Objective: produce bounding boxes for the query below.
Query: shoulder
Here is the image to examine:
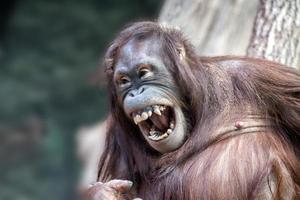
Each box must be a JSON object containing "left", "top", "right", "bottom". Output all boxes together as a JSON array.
[{"left": 200, "top": 55, "right": 300, "bottom": 74}]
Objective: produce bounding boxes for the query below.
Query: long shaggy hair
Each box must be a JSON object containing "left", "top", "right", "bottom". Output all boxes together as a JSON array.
[{"left": 98, "top": 21, "right": 300, "bottom": 199}]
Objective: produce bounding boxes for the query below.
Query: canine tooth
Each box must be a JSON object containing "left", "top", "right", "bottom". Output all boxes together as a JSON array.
[
  {"left": 167, "top": 129, "right": 172, "bottom": 134},
  {"left": 141, "top": 112, "right": 148, "bottom": 120},
  {"left": 153, "top": 106, "right": 161, "bottom": 116},
  {"left": 147, "top": 110, "right": 152, "bottom": 117},
  {"left": 133, "top": 115, "right": 138, "bottom": 124}
]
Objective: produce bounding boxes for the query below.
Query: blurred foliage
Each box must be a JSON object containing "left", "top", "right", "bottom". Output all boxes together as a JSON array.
[{"left": 0, "top": 0, "right": 161, "bottom": 199}]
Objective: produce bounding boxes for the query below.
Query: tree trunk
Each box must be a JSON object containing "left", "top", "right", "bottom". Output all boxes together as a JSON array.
[
  {"left": 159, "top": 0, "right": 259, "bottom": 56},
  {"left": 247, "top": 0, "right": 300, "bottom": 69}
]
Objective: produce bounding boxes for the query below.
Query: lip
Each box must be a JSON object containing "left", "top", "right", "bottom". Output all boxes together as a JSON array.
[{"left": 124, "top": 96, "right": 173, "bottom": 118}]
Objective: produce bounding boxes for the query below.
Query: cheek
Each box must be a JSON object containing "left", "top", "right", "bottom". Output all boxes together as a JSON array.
[
  {"left": 118, "top": 91, "right": 126, "bottom": 106},
  {"left": 114, "top": 86, "right": 129, "bottom": 106}
]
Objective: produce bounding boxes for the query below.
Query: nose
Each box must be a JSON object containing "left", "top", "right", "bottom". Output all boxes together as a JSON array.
[{"left": 128, "top": 87, "right": 145, "bottom": 97}]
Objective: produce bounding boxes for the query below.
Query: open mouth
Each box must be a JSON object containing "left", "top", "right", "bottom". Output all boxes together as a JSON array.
[{"left": 131, "top": 105, "right": 175, "bottom": 142}]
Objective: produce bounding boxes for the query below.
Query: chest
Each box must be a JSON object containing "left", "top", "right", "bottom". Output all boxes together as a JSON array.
[{"left": 136, "top": 169, "right": 192, "bottom": 200}]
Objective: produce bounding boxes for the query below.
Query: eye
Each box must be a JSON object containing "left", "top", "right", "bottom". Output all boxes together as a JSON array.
[
  {"left": 118, "top": 76, "right": 131, "bottom": 86},
  {"left": 138, "top": 65, "right": 153, "bottom": 78}
]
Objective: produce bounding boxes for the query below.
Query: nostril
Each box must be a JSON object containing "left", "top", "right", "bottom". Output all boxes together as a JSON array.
[
  {"left": 139, "top": 87, "right": 145, "bottom": 94},
  {"left": 128, "top": 89, "right": 138, "bottom": 97},
  {"left": 128, "top": 87, "right": 145, "bottom": 98},
  {"left": 129, "top": 92, "right": 134, "bottom": 97}
]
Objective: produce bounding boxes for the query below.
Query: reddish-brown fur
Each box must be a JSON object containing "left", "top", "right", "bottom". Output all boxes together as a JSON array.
[{"left": 98, "top": 22, "right": 300, "bottom": 199}]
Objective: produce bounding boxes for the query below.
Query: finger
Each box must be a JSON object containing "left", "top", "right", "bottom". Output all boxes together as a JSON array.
[{"left": 106, "top": 179, "right": 133, "bottom": 193}]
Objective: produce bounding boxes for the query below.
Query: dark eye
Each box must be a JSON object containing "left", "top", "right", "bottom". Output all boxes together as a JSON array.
[
  {"left": 118, "top": 76, "right": 131, "bottom": 86},
  {"left": 138, "top": 66, "right": 153, "bottom": 78}
]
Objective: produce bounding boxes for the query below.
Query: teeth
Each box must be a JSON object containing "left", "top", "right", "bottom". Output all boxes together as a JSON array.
[
  {"left": 141, "top": 112, "right": 148, "bottom": 120},
  {"left": 149, "top": 130, "right": 156, "bottom": 136},
  {"left": 133, "top": 114, "right": 143, "bottom": 124},
  {"left": 167, "top": 129, "right": 172, "bottom": 134},
  {"left": 148, "top": 134, "right": 157, "bottom": 141},
  {"left": 170, "top": 121, "right": 175, "bottom": 129},
  {"left": 153, "top": 105, "right": 161, "bottom": 116},
  {"left": 133, "top": 111, "right": 149, "bottom": 124},
  {"left": 148, "top": 132, "right": 169, "bottom": 141},
  {"left": 132, "top": 105, "right": 167, "bottom": 125},
  {"left": 161, "top": 132, "right": 169, "bottom": 139},
  {"left": 132, "top": 104, "right": 175, "bottom": 141}
]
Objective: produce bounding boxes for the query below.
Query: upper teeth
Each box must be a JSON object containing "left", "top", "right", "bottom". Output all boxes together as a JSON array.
[
  {"left": 141, "top": 112, "right": 148, "bottom": 120},
  {"left": 133, "top": 105, "right": 166, "bottom": 124},
  {"left": 153, "top": 105, "right": 161, "bottom": 116},
  {"left": 133, "top": 114, "right": 142, "bottom": 124},
  {"left": 132, "top": 105, "right": 176, "bottom": 142}
]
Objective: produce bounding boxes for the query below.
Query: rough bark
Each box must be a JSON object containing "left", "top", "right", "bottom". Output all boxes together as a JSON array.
[
  {"left": 247, "top": 0, "right": 300, "bottom": 69},
  {"left": 159, "top": 0, "right": 259, "bottom": 56}
]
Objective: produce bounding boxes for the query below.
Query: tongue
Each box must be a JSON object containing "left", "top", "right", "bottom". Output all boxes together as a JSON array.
[{"left": 149, "top": 112, "right": 169, "bottom": 131}]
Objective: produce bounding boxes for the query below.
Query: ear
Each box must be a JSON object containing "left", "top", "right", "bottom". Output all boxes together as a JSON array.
[{"left": 104, "top": 43, "right": 119, "bottom": 74}]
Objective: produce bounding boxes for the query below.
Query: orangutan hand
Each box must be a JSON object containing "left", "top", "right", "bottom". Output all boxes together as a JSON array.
[{"left": 83, "top": 179, "right": 141, "bottom": 200}]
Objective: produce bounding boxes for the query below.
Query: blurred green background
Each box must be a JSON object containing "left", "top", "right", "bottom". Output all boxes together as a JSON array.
[{"left": 0, "top": 0, "right": 162, "bottom": 199}]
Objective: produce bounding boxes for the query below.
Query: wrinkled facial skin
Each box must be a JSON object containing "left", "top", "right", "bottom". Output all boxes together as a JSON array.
[{"left": 113, "top": 36, "right": 187, "bottom": 153}]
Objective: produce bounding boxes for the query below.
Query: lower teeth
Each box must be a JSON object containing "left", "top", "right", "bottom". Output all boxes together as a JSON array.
[
  {"left": 146, "top": 114, "right": 175, "bottom": 141},
  {"left": 149, "top": 130, "right": 157, "bottom": 136},
  {"left": 148, "top": 132, "right": 169, "bottom": 141},
  {"left": 148, "top": 126, "right": 174, "bottom": 141}
]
